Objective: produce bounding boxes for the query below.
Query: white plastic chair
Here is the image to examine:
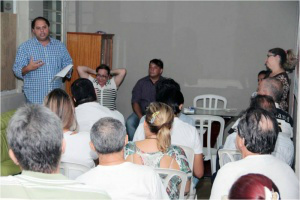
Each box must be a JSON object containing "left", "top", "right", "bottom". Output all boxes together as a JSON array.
[
  {"left": 193, "top": 94, "right": 227, "bottom": 109},
  {"left": 179, "top": 145, "right": 197, "bottom": 199},
  {"left": 155, "top": 168, "right": 188, "bottom": 200},
  {"left": 189, "top": 115, "right": 225, "bottom": 174},
  {"left": 59, "top": 162, "right": 92, "bottom": 180},
  {"left": 218, "top": 149, "right": 242, "bottom": 168}
]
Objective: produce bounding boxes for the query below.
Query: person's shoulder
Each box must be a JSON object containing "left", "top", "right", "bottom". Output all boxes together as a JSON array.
[
  {"left": 276, "top": 108, "right": 293, "bottom": 125},
  {"left": 0, "top": 175, "right": 19, "bottom": 184},
  {"left": 49, "top": 37, "right": 64, "bottom": 45},
  {"left": 125, "top": 141, "right": 136, "bottom": 151},
  {"left": 18, "top": 38, "right": 36, "bottom": 48},
  {"left": 175, "top": 117, "right": 197, "bottom": 131},
  {"left": 168, "top": 144, "right": 185, "bottom": 155},
  {"left": 275, "top": 72, "right": 289, "bottom": 80},
  {"left": 137, "top": 76, "right": 150, "bottom": 83}
]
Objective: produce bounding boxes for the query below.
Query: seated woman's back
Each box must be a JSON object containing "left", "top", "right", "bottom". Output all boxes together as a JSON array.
[
  {"left": 44, "top": 88, "right": 97, "bottom": 179},
  {"left": 125, "top": 141, "right": 189, "bottom": 171},
  {"left": 124, "top": 102, "right": 192, "bottom": 199}
]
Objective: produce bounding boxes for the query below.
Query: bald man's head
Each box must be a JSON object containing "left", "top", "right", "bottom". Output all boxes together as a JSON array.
[{"left": 257, "top": 78, "right": 283, "bottom": 103}]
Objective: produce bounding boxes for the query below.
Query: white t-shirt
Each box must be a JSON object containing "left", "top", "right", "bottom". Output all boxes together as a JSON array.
[
  {"left": 133, "top": 117, "right": 203, "bottom": 154},
  {"left": 75, "top": 102, "right": 125, "bottom": 132},
  {"left": 210, "top": 155, "right": 299, "bottom": 199},
  {"left": 76, "top": 162, "right": 169, "bottom": 200},
  {"left": 224, "top": 122, "right": 294, "bottom": 166},
  {"left": 271, "top": 133, "right": 294, "bottom": 166},
  {"left": 61, "top": 131, "right": 97, "bottom": 168}
]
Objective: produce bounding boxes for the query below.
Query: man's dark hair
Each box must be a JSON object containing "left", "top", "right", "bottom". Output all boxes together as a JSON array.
[
  {"left": 31, "top": 16, "right": 50, "bottom": 29},
  {"left": 155, "top": 78, "right": 183, "bottom": 115},
  {"left": 258, "top": 70, "right": 268, "bottom": 77},
  {"left": 156, "top": 78, "right": 181, "bottom": 95},
  {"left": 96, "top": 64, "right": 110, "bottom": 75},
  {"left": 71, "top": 78, "right": 97, "bottom": 106},
  {"left": 237, "top": 107, "right": 279, "bottom": 154},
  {"left": 149, "top": 59, "right": 164, "bottom": 69},
  {"left": 156, "top": 88, "right": 184, "bottom": 115},
  {"left": 250, "top": 95, "right": 277, "bottom": 115}
]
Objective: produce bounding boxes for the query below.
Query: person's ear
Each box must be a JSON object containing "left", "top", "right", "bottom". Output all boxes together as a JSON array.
[
  {"left": 179, "top": 104, "right": 183, "bottom": 111},
  {"left": 143, "top": 121, "right": 149, "bottom": 131},
  {"left": 235, "top": 134, "right": 244, "bottom": 150},
  {"left": 61, "top": 139, "right": 66, "bottom": 154},
  {"left": 125, "top": 135, "right": 128, "bottom": 145},
  {"left": 9, "top": 149, "right": 19, "bottom": 166},
  {"left": 90, "top": 141, "right": 96, "bottom": 151},
  {"left": 160, "top": 68, "right": 163, "bottom": 75},
  {"left": 73, "top": 97, "right": 76, "bottom": 103}
]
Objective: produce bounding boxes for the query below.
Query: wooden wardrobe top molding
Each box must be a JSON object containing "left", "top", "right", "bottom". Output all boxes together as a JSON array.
[{"left": 67, "top": 32, "right": 114, "bottom": 37}]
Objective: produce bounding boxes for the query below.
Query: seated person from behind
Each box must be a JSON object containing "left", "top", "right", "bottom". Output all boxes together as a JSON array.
[
  {"left": 227, "top": 173, "right": 280, "bottom": 200},
  {"left": 224, "top": 78, "right": 294, "bottom": 166},
  {"left": 126, "top": 59, "right": 165, "bottom": 141},
  {"left": 133, "top": 88, "right": 204, "bottom": 181},
  {"left": 252, "top": 70, "right": 268, "bottom": 97},
  {"left": 210, "top": 107, "right": 299, "bottom": 199},
  {"left": 257, "top": 77, "right": 293, "bottom": 138},
  {"left": 77, "top": 117, "right": 168, "bottom": 199},
  {"left": 125, "top": 102, "right": 192, "bottom": 199},
  {"left": 77, "top": 65, "right": 126, "bottom": 110},
  {"left": 138, "top": 78, "right": 195, "bottom": 126},
  {"left": 0, "top": 104, "right": 109, "bottom": 199},
  {"left": 71, "top": 78, "right": 125, "bottom": 132},
  {"left": 44, "top": 89, "right": 98, "bottom": 175}
]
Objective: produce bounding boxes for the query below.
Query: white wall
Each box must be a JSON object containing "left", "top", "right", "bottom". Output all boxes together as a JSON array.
[{"left": 65, "top": 1, "right": 298, "bottom": 118}]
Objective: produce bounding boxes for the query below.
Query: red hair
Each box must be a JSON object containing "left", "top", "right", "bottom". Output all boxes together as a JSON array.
[{"left": 228, "top": 173, "right": 280, "bottom": 199}]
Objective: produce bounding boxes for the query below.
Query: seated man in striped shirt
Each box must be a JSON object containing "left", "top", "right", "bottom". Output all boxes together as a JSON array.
[
  {"left": 77, "top": 65, "right": 126, "bottom": 110},
  {"left": 0, "top": 104, "right": 110, "bottom": 199}
]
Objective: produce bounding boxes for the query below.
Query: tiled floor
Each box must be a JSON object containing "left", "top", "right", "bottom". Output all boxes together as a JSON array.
[
  {"left": 196, "top": 177, "right": 212, "bottom": 199},
  {"left": 196, "top": 161, "right": 213, "bottom": 199}
]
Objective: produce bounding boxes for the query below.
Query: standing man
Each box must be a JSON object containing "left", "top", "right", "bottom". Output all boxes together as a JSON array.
[
  {"left": 13, "top": 16, "right": 73, "bottom": 104},
  {"left": 77, "top": 65, "right": 126, "bottom": 110},
  {"left": 126, "top": 59, "right": 164, "bottom": 140}
]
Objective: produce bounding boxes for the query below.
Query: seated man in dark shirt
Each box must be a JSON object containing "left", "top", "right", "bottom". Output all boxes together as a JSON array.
[{"left": 126, "top": 59, "right": 164, "bottom": 141}]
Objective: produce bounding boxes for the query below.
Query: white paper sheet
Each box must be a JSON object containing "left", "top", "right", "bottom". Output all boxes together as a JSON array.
[{"left": 51, "top": 64, "right": 73, "bottom": 82}]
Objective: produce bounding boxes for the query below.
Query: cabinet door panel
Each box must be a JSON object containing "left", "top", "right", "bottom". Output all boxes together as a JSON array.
[{"left": 65, "top": 32, "right": 113, "bottom": 96}]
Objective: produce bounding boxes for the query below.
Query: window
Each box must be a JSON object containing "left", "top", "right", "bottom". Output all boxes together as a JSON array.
[{"left": 43, "top": 1, "right": 62, "bottom": 41}]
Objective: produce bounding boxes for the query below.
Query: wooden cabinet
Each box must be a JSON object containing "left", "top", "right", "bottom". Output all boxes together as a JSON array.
[{"left": 65, "top": 32, "right": 114, "bottom": 96}]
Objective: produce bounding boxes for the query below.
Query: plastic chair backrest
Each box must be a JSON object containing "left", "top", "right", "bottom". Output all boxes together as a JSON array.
[
  {"left": 155, "top": 168, "right": 188, "bottom": 199},
  {"left": 178, "top": 145, "right": 197, "bottom": 199},
  {"left": 190, "top": 115, "right": 225, "bottom": 154},
  {"left": 193, "top": 94, "right": 227, "bottom": 109},
  {"left": 218, "top": 149, "right": 242, "bottom": 168},
  {"left": 59, "top": 162, "right": 92, "bottom": 180}
]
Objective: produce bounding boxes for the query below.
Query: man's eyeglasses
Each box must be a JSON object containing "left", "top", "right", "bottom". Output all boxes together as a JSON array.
[{"left": 96, "top": 74, "right": 108, "bottom": 79}]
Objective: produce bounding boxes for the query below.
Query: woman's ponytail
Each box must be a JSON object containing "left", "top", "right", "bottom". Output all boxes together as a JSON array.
[{"left": 283, "top": 49, "right": 297, "bottom": 72}]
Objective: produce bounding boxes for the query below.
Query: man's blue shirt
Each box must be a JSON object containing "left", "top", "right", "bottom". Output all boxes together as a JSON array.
[{"left": 13, "top": 37, "right": 72, "bottom": 104}]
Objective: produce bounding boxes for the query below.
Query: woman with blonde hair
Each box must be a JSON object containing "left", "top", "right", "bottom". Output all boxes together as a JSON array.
[
  {"left": 125, "top": 102, "right": 192, "bottom": 199},
  {"left": 44, "top": 88, "right": 97, "bottom": 178},
  {"left": 265, "top": 48, "right": 297, "bottom": 111}
]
